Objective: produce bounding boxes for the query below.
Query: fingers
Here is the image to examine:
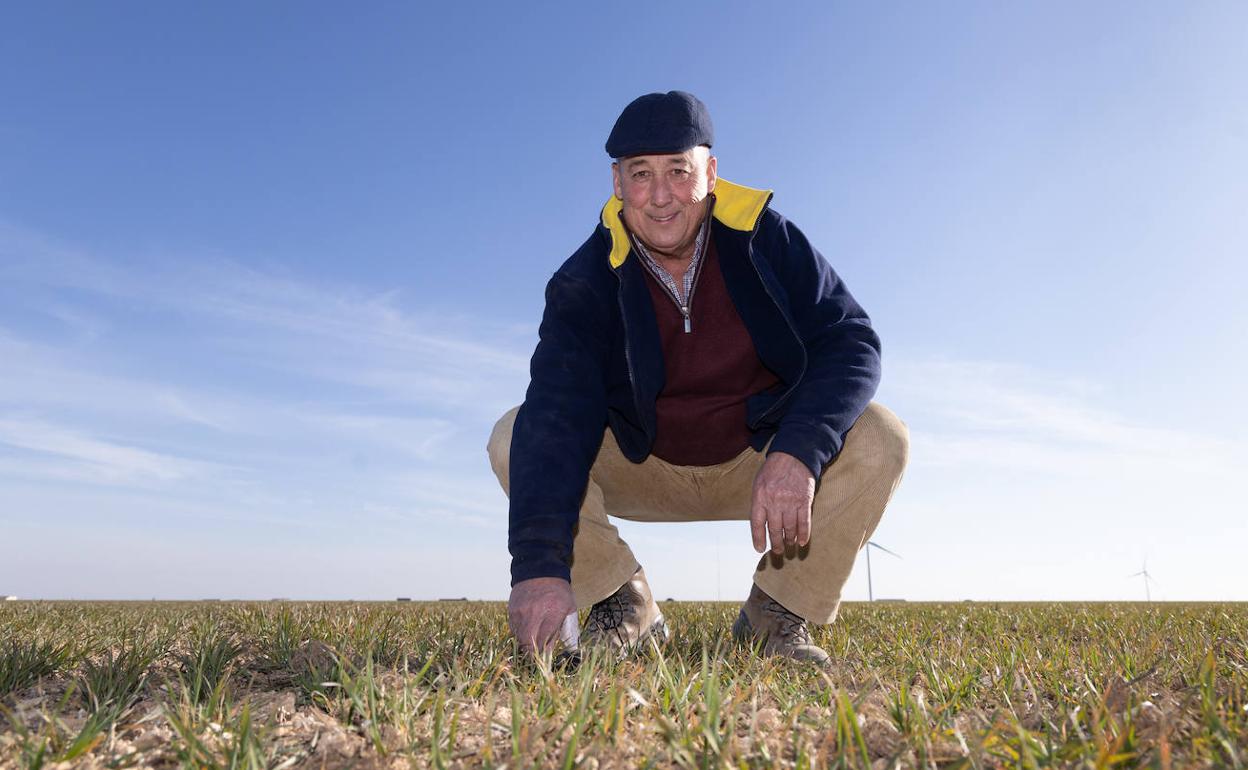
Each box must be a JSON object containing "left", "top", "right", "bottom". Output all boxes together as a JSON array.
[
  {"left": 757, "top": 497, "right": 811, "bottom": 554},
  {"left": 509, "top": 601, "right": 553, "bottom": 653},
  {"left": 767, "top": 510, "right": 784, "bottom": 555},
  {"left": 512, "top": 613, "right": 539, "bottom": 653},
  {"left": 507, "top": 610, "right": 528, "bottom": 649},
  {"left": 515, "top": 629, "right": 537, "bottom": 653},
  {"left": 750, "top": 492, "right": 767, "bottom": 554},
  {"left": 782, "top": 506, "right": 799, "bottom": 549},
  {"left": 534, "top": 610, "right": 564, "bottom": 652},
  {"left": 755, "top": 487, "right": 798, "bottom": 555},
  {"left": 515, "top": 610, "right": 561, "bottom": 654}
]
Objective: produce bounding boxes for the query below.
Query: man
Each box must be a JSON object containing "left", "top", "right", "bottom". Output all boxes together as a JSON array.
[{"left": 488, "top": 91, "right": 908, "bottom": 663}]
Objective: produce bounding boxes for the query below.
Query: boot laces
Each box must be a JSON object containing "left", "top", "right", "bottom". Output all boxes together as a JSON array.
[
  {"left": 762, "top": 597, "right": 811, "bottom": 645},
  {"left": 584, "top": 591, "right": 628, "bottom": 635}
]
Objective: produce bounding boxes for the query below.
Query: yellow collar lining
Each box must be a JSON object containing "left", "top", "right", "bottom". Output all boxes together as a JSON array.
[{"left": 600, "top": 178, "right": 773, "bottom": 269}]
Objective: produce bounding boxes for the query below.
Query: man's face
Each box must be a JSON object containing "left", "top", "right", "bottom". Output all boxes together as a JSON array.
[{"left": 612, "top": 147, "right": 717, "bottom": 259}]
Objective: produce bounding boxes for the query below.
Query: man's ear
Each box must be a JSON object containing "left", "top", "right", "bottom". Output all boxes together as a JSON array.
[
  {"left": 611, "top": 162, "right": 623, "bottom": 200},
  {"left": 705, "top": 154, "right": 718, "bottom": 194}
]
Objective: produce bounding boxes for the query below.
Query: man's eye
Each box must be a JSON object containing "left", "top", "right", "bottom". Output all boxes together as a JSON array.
[
  {"left": 672, "top": 169, "right": 689, "bottom": 177},
  {"left": 633, "top": 171, "right": 650, "bottom": 180}
]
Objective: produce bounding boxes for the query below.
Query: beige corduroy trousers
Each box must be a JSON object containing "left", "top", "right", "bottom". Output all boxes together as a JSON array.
[{"left": 487, "top": 402, "right": 909, "bottom": 624}]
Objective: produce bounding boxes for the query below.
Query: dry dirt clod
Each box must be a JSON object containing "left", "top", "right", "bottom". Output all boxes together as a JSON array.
[
  {"left": 245, "top": 690, "right": 298, "bottom": 723},
  {"left": 754, "top": 706, "right": 782, "bottom": 731},
  {"left": 861, "top": 717, "right": 902, "bottom": 758},
  {"left": 291, "top": 640, "right": 338, "bottom": 674}
]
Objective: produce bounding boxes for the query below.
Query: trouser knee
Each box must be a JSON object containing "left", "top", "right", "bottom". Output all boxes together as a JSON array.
[
  {"left": 856, "top": 402, "right": 910, "bottom": 483},
  {"left": 487, "top": 405, "right": 521, "bottom": 488},
  {"left": 838, "top": 401, "right": 908, "bottom": 491}
]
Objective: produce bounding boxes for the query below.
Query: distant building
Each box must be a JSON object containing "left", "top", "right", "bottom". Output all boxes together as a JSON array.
[
  {"left": 396, "top": 597, "right": 412, "bottom": 602},
  {"left": 2, "top": 595, "right": 17, "bottom": 601},
  {"left": 270, "top": 598, "right": 291, "bottom": 602},
  {"left": 437, "top": 597, "right": 468, "bottom": 602}
]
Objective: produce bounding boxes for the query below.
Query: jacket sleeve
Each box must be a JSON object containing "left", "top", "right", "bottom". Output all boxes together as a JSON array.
[
  {"left": 760, "top": 214, "right": 882, "bottom": 480},
  {"left": 508, "top": 270, "right": 611, "bottom": 585}
]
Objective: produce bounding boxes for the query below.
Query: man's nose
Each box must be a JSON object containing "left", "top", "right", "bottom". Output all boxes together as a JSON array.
[{"left": 651, "top": 177, "right": 673, "bottom": 206}]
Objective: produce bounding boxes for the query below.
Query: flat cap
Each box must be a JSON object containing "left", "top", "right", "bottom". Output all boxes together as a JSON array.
[{"left": 605, "top": 91, "right": 714, "bottom": 159}]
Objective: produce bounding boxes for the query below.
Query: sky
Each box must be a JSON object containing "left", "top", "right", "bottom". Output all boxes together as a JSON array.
[{"left": 1, "top": 2, "right": 1245, "bottom": 602}]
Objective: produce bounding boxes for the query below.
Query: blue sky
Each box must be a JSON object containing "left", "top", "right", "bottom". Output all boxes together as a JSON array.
[{"left": 1, "top": 2, "right": 1244, "bottom": 601}]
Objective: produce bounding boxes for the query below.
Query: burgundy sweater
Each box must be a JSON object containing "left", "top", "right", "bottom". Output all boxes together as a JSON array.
[{"left": 641, "top": 236, "right": 780, "bottom": 466}]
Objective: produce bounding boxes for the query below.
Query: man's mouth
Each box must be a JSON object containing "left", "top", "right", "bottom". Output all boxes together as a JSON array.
[{"left": 650, "top": 212, "right": 678, "bottom": 223}]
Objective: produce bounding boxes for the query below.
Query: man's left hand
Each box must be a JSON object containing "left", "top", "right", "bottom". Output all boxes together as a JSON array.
[{"left": 750, "top": 451, "right": 816, "bottom": 554}]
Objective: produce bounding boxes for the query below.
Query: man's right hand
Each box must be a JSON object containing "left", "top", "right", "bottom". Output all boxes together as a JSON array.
[{"left": 508, "top": 576, "right": 577, "bottom": 653}]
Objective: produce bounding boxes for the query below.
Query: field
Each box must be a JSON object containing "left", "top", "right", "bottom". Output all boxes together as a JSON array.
[{"left": 1, "top": 601, "right": 1245, "bottom": 769}]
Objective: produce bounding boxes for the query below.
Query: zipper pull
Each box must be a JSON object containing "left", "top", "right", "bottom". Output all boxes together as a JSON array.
[{"left": 682, "top": 308, "right": 691, "bottom": 333}]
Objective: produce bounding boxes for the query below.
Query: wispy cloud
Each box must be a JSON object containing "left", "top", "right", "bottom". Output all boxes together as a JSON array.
[
  {"left": 886, "top": 357, "right": 1244, "bottom": 479},
  {"left": 0, "top": 218, "right": 531, "bottom": 418},
  {"left": 0, "top": 222, "right": 524, "bottom": 559},
  {"left": 0, "top": 416, "right": 219, "bottom": 484}
]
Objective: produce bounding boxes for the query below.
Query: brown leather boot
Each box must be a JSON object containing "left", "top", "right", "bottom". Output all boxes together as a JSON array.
[
  {"left": 732, "top": 583, "right": 830, "bottom": 664},
  {"left": 582, "top": 567, "right": 668, "bottom": 653}
]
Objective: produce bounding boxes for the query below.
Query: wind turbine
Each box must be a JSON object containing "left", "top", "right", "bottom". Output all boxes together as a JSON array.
[
  {"left": 1128, "top": 560, "right": 1157, "bottom": 602},
  {"left": 865, "top": 541, "right": 901, "bottom": 602}
]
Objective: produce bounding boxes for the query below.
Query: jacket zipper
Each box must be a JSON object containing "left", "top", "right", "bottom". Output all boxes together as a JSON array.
[
  {"left": 642, "top": 255, "right": 702, "bottom": 334},
  {"left": 643, "top": 263, "right": 695, "bottom": 332},
  {"left": 635, "top": 215, "right": 710, "bottom": 334},
  {"left": 677, "top": 248, "right": 705, "bottom": 333},
  {"left": 662, "top": 254, "right": 703, "bottom": 334}
]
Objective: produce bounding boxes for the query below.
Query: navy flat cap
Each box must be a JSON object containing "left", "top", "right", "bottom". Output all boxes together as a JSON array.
[{"left": 605, "top": 91, "right": 714, "bottom": 159}]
